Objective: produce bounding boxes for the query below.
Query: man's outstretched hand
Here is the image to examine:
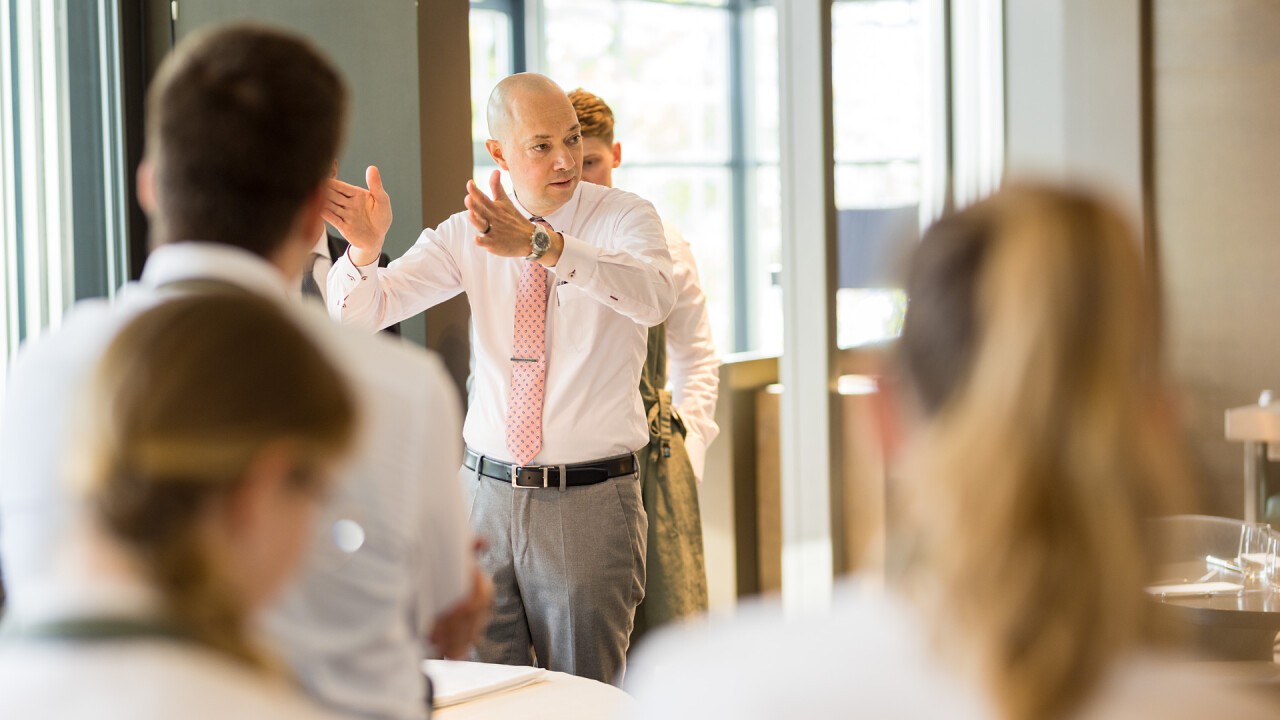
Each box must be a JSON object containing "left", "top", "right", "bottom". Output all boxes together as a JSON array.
[
  {"left": 464, "top": 170, "right": 563, "bottom": 266},
  {"left": 324, "top": 165, "right": 393, "bottom": 267}
]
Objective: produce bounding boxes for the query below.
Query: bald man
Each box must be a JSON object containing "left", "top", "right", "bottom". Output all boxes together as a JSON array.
[{"left": 323, "top": 73, "right": 676, "bottom": 684}]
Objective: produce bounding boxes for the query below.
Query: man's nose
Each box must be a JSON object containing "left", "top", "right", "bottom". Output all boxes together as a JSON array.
[{"left": 552, "top": 146, "right": 574, "bottom": 172}]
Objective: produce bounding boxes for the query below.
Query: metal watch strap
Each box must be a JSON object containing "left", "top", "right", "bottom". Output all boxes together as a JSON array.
[{"left": 526, "top": 224, "right": 549, "bottom": 261}]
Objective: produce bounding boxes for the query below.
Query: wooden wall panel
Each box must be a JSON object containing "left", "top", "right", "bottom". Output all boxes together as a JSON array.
[{"left": 1155, "top": 0, "right": 1280, "bottom": 514}]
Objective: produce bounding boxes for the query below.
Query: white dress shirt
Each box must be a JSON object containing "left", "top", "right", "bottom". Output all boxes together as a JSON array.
[
  {"left": 304, "top": 231, "right": 334, "bottom": 301},
  {"left": 626, "top": 581, "right": 1279, "bottom": 720},
  {"left": 329, "top": 181, "right": 676, "bottom": 465},
  {"left": 0, "top": 242, "right": 471, "bottom": 720},
  {"left": 0, "top": 528, "right": 339, "bottom": 720},
  {"left": 661, "top": 221, "right": 719, "bottom": 481}
]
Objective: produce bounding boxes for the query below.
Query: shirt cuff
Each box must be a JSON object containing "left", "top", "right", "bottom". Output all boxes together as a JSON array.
[
  {"left": 684, "top": 428, "right": 708, "bottom": 484},
  {"left": 329, "top": 248, "right": 374, "bottom": 315},
  {"left": 551, "top": 232, "right": 598, "bottom": 285}
]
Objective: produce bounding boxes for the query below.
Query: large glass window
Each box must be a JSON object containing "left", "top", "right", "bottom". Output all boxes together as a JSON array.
[
  {"left": 470, "top": 0, "right": 519, "bottom": 185},
  {"left": 467, "top": 0, "right": 945, "bottom": 354},
  {"left": 0, "top": 0, "right": 128, "bottom": 394},
  {"left": 831, "top": 0, "right": 924, "bottom": 348},
  {"left": 469, "top": 0, "right": 782, "bottom": 356},
  {"left": 540, "top": 0, "right": 740, "bottom": 355},
  {"left": 744, "top": 2, "right": 781, "bottom": 355}
]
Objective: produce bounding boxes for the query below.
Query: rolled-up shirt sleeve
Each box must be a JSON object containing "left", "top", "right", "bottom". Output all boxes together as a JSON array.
[
  {"left": 663, "top": 226, "right": 720, "bottom": 482},
  {"left": 328, "top": 217, "right": 467, "bottom": 333},
  {"left": 551, "top": 198, "right": 675, "bottom": 327}
]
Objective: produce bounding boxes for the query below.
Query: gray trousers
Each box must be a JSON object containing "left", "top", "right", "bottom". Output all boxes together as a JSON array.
[{"left": 460, "top": 464, "right": 647, "bottom": 686}]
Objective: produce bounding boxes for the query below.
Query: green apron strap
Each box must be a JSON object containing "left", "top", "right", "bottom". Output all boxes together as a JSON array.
[{"left": 657, "top": 388, "right": 675, "bottom": 458}]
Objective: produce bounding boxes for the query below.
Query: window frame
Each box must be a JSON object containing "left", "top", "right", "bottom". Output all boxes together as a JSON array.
[{"left": 504, "top": 0, "right": 768, "bottom": 353}]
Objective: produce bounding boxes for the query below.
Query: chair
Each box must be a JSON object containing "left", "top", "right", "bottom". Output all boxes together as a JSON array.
[{"left": 1147, "top": 514, "right": 1247, "bottom": 568}]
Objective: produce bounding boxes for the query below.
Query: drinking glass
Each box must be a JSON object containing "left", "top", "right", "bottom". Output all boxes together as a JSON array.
[
  {"left": 1266, "top": 534, "right": 1280, "bottom": 590},
  {"left": 1238, "top": 522, "right": 1272, "bottom": 588}
]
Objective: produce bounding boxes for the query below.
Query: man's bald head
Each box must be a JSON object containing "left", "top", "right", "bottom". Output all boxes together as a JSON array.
[
  {"left": 486, "top": 73, "right": 572, "bottom": 143},
  {"left": 482, "top": 73, "right": 583, "bottom": 217}
]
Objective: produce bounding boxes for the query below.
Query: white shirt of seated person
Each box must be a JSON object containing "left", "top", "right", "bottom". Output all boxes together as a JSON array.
[{"left": 0, "top": 240, "right": 473, "bottom": 720}]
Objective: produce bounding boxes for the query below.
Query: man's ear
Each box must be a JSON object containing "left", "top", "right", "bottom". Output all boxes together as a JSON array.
[
  {"left": 299, "top": 183, "right": 327, "bottom": 241},
  {"left": 611, "top": 141, "right": 622, "bottom": 169},
  {"left": 136, "top": 159, "right": 156, "bottom": 215},
  {"left": 486, "top": 139, "right": 510, "bottom": 172}
]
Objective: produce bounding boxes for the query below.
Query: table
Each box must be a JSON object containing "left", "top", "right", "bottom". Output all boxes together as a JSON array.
[
  {"left": 431, "top": 664, "right": 636, "bottom": 720},
  {"left": 1151, "top": 559, "right": 1280, "bottom": 661}
]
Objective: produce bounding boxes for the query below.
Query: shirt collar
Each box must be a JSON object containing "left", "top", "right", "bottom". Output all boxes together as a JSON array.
[
  {"left": 310, "top": 232, "right": 330, "bottom": 259},
  {"left": 9, "top": 525, "right": 163, "bottom": 624},
  {"left": 512, "top": 181, "right": 583, "bottom": 230},
  {"left": 140, "top": 242, "right": 292, "bottom": 302}
]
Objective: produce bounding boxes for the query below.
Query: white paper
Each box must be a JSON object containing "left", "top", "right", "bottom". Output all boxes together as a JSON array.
[
  {"left": 424, "top": 659, "right": 548, "bottom": 708},
  {"left": 1144, "top": 581, "right": 1244, "bottom": 597}
]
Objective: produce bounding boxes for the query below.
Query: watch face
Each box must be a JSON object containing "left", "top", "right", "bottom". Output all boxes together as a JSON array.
[{"left": 532, "top": 228, "right": 551, "bottom": 252}]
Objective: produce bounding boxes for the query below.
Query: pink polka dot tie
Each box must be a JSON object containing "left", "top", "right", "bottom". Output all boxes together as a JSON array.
[{"left": 506, "top": 218, "right": 550, "bottom": 466}]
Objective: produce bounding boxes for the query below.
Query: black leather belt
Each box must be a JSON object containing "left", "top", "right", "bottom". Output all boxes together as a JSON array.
[{"left": 464, "top": 447, "right": 637, "bottom": 489}]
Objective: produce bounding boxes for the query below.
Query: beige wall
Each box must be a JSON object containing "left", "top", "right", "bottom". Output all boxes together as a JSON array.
[
  {"left": 173, "top": 0, "right": 432, "bottom": 347},
  {"left": 1155, "top": 0, "right": 1280, "bottom": 515}
]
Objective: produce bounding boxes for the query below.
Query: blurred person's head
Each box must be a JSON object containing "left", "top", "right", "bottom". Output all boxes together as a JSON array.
[
  {"left": 485, "top": 73, "right": 582, "bottom": 216},
  {"left": 890, "top": 184, "right": 1194, "bottom": 720},
  {"left": 74, "top": 294, "right": 357, "bottom": 671},
  {"left": 138, "top": 24, "right": 346, "bottom": 275},
  {"left": 567, "top": 88, "right": 621, "bottom": 188}
]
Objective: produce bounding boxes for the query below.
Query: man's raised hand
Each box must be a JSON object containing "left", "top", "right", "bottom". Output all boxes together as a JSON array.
[
  {"left": 464, "top": 170, "right": 562, "bottom": 265},
  {"left": 323, "top": 165, "right": 392, "bottom": 267}
]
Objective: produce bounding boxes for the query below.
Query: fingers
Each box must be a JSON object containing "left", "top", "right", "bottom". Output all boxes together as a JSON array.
[
  {"left": 321, "top": 207, "right": 346, "bottom": 226},
  {"left": 465, "top": 179, "right": 497, "bottom": 210},
  {"left": 463, "top": 193, "right": 488, "bottom": 232},
  {"left": 488, "top": 169, "right": 510, "bottom": 204},
  {"left": 328, "top": 178, "right": 362, "bottom": 198},
  {"left": 465, "top": 179, "right": 501, "bottom": 220},
  {"left": 366, "top": 165, "right": 385, "bottom": 195},
  {"left": 327, "top": 185, "right": 356, "bottom": 209}
]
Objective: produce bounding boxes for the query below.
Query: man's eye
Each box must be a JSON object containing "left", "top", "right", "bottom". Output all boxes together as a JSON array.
[
  {"left": 533, "top": 144, "right": 549, "bottom": 152},
  {"left": 567, "top": 134, "right": 581, "bottom": 145}
]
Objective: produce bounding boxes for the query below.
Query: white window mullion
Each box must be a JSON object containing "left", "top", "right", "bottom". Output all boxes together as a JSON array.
[
  {"left": 919, "top": 0, "right": 949, "bottom": 226},
  {"left": 40, "top": 0, "right": 73, "bottom": 328},
  {"left": 0, "top": 0, "right": 15, "bottom": 397},
  {"left": 950, "top": 0, "right": 1004, "bottom": 208},
  {"left": 15, "top": 0, "right": 45, "bottom": 341},
  {"left": 99, "top": 0, "right": 124, "bottom": 294}
]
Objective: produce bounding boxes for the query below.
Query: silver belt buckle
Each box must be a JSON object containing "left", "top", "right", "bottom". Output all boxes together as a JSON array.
[{"left": 510, "top": 464, "right": 550, "bottom": 489}]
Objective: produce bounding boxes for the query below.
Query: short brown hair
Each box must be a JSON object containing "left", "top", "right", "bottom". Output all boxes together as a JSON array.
[
  {"left": 567, "top": 88, "right": 615, "bottom": 144},
  {"left": 145, "top": 24, "right": 346, "bottom": 257}
]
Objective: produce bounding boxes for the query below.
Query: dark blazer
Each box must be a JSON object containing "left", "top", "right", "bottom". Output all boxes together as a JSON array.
[{"left": 326, "top": 233, "right": 401, "bottom": 337}]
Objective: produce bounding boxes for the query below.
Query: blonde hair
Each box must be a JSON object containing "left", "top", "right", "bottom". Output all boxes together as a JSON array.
[
  {"left": 567, "top": 88, "right": 615, "bottom": 143},
  {"left": 894, "top": 184, "right": 1194, "bottom": 720},
  {"left": 78, "top": 294, "right": 357, "bottom": 670}
]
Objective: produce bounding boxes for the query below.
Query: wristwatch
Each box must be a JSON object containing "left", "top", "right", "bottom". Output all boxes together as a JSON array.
[{"left": 526, "top": 224, "right": 552, "bottom": 261}]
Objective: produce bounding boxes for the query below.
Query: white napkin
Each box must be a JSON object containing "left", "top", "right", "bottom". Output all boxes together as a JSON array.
[
  {"left": 1241, "top": 552, "right": 1269, "bottom": 566},
  {"left": 424, "top": 659, "right": 548, "bottom": 708},
  {"left": 1144, "top": 581, "right": 1244, "bottom": 597}
]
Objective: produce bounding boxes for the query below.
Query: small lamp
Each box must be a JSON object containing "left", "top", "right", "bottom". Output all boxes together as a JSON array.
[{"left": 1224, "top": 390, "right": 1280, "bottom": 523}]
